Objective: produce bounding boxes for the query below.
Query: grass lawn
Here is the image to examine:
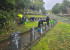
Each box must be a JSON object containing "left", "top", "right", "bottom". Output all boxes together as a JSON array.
[
  {"left": 0, "top": 21, "right": 39, "bottom": 41},
  {"left": 24, "top": 15, "right": 46, "bottom": 18},
  {"left": 0, "top": 20, "right": 47, "bottom": 42},
  {"left": 60, "top": 18, "right": 68, "bottom": 21},
  {"left": 31, "top": 22, "right": 70, "bottom": 50},
  {"left": 12, "top": 21, "right": 39, "bottom": 33}
]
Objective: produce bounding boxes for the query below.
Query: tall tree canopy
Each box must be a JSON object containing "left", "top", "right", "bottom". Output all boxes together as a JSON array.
[
  {"left": 52, "top": 3, "right": 61, "bottom": 14},
  {"left": 52, "top": 0, "right": 70, "bottom": 14}
]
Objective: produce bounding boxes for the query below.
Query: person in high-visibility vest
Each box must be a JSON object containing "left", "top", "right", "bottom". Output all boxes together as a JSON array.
[
  {"left": 18, "top": 14, "right": 25, "bottom": 24},
  {"left": 18, "top": 14, "right": 23, "bottom": 19}
]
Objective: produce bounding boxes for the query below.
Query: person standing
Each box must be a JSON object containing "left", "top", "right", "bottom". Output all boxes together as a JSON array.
[
  {"left": 46, "top": 16, "right": 51, "bottom": 26},
  {"left": 22, "top": 15, "right": 25, "bottom": 24}
]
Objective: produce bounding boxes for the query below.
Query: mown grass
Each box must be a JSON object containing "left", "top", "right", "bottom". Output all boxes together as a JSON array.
[
  {"left": 12, "top": 21, "right": 39, "bottom": 33},
  {"left": 0, "top": 21, "right": 39, "bottom": 41},
  {"left": 60, "top": 18, "right": 68, "bottom": 21},
  {"left": 24, "top": 15, "right": 46, "bottom": 18},
  {"left": 0, "top": 20, "right": 47, "bottom": 42},
  {"left": 0, "top": 14, "right": 46, "bottom": 42},
  {"left": 31, "top": 22, "right": 70, "bottom": 50}
]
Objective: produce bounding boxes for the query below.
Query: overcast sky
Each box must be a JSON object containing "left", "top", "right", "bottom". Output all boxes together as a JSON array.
[{"left": 43, "top": 0, "right": 63, "bottom": 10}]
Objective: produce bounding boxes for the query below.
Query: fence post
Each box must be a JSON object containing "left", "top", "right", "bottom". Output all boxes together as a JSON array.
[
  {"left": 36, "top": 18, "right": 38, "bottom": 20},
  {"left": 26, "top": 18, "right": 28, "bottom": 22},
  {"left": 30, "top": 27, "right": 35, "bottom": 42},
  {"left": 40, "top": 24, "right": 43, "bottom": 35},
  {"left": 34, "top": 18, "right": 35, "bottom": 21},
  {"left": 45, "top": 23, "right": 47, "bottom": 31},
  {"left": 53, "top": 20, "right": 54, "bottom": 26},
  {"left": 39, "top": 18, "right": 40, "bottom": 20},
  {"left": 49, "top": 22, "right": 51, "bottom": 29},
  {"left": 11, "top": 31, "right": 21, "bottom": 50}
]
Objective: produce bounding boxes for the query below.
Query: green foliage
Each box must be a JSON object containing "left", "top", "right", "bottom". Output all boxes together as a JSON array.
[
  {"left": 41, "top": 7, "right": 46, "bottom": 15},
  {"left": 15, "top": 0, "right": 31, "bottom": 9},
  {"left": 52, "top": 3, "right": 61, "bottom": 14},
  {"left": 6, "top": 0, "right": 15, "bottom": 5},
  {"left": 0, "top": 0, "right": 14, "bottom": 11},
  {"left": 63, "top": 0, "right": 70, "bottom": 7},
  {"left": 0, "top": 0, "right": 46, "bottom": 36},
  {"left": 30, "top": 0, "right": 45, "bottom": 12},
  {"left": 47, "top": 10, "right": 52, "bottom": 14},
  {"left": 59, "top": 4, "right": 67, "bottom": 13},
  {"left": 52, "top": 0, "right": 70, "bottom": 14}
]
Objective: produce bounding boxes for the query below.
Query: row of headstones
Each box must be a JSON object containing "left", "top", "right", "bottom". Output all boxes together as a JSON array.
[
  {"left": 23, "top": 17, "right": 45, "bottom": 24},
  {"left": 11, "top": 19, "right": 57, "bottom": 50},
  {"left": 30, "top": 19, "right": 57, "bottom": 42},
  {"left": 29, "top": 17, "right": 46, "bottom": 22}
]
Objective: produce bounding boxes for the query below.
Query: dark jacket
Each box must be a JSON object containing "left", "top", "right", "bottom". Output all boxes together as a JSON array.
[
  {"left": 46, "top": 17, "right": 50, "bottom": 22},
  {"left": 46, "top": 17, "right": 50, "bottom": 26},
  {"left": 38, "top": 20, "right": 45, "bottom": 28}
]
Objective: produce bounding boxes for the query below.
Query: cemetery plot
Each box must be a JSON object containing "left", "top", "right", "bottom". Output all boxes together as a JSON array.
[
  {"left": 31, "top": 22, "right": 70, "bottom": 50},
  {"left": 0, "top": 19, "right": 57, "bottom": 50}
]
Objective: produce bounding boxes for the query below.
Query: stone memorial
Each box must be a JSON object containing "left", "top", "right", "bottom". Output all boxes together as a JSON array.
[
  {"left": 30, "top": 27, "right": 35, "bottom": 42},
  {"left": 11, "top": 31, "right": 21, "bottom": 50},
  {"left": 40, "top": 24, "right": 43, "bottom": 35}
]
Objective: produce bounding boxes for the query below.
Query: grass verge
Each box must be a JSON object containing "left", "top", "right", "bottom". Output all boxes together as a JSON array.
[
  {"left": 31, "top": 22, "right": 70, "bottom": 50},
  {"left": 0, "top": 21, "right": 39, "bottom": 42},
  {"left": 24, "top": 15, "right": 46, "bottom": 18},
  {"left": 60, "top": 18, "right": 68, "bottom": 21}
]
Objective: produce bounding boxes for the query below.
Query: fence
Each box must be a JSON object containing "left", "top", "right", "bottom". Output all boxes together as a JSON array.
[{"left": 0, "top": 19, "right": 57, "bottom": 50}]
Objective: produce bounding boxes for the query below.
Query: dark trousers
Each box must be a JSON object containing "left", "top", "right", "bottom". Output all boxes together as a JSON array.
[{"left": 47, "top": 21, "right": 49, "bottom": 26}]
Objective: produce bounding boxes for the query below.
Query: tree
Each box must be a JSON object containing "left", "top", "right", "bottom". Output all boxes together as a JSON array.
[
  {"left": 0, "top": 0, "right": 15, "bottom": 11},
  {"left": 59, "top": 4, "right": 67, "bottom": 13},
  {"left": 15, "top": 0, "right": 31, "bottom": 9},
  {"left": 63, "top": 0, "right": 70, "bottom": 7},
  {"left": 52, "top": 3, "right": 61, "bottom": 14},
  {"left": 30, "top": 0, "right": 44, "bottom": 11},
  {"left": 41, "top": 7, "right": 46, "bottom": 15}
]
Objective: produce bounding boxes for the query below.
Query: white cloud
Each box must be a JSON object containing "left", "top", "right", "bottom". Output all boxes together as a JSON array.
[{"left": 43, "top": 0, "right": 63, "bottom": 10}]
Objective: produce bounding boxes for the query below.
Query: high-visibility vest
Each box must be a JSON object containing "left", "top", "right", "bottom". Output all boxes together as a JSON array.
[{"left": 18, "top": 14, "right": 23, "bottom": 18}]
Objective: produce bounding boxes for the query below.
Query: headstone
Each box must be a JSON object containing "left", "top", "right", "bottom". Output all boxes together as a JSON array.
[
  {"left": 36, "top": 18, "right": 38, "bottom": 20},
  {"left": 26, "top": 18, "right": 28, "bottom": 22},
  {"left": 11, "top": 31, "right": 21, "bottom": 50},
  {"left": 45, "top": 23, "right": 47, "bottom": 31},
  {"left": 40, "top": 24, "right": 43, "bottom": 35},
  {"left": 30, "top": 27, "right": 35, "bottom": 42},
  {"left": 24, "top": 12, "right": 25, "bottom": 14},
  {"left": 49, "top": 22, "right": 51, "bottom": 29},
  {"left": 34, "top": 19, "right": 35, "bottom": 21},
  {"left": 39, "top": 18, "right": 40, "bottom": 20},
  {"left": 37, "top": 18, "right": 38, "bottom": 20},
  {"left": 42, "top": 25, "right": 45, "bottom": 30},
  {"left": 27, "top": 12, "right": 28, "bottom": 14}
]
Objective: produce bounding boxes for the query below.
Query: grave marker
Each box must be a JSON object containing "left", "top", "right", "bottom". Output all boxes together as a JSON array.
[
  {"left": 30, "top": 27, "right": 35, "bottom": 42},
  {"left": 11, "top": 31, "right": 21, "bottom": 50},
  {"left": 40, "top": 24, "right": 43, "bottom": 35}
]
